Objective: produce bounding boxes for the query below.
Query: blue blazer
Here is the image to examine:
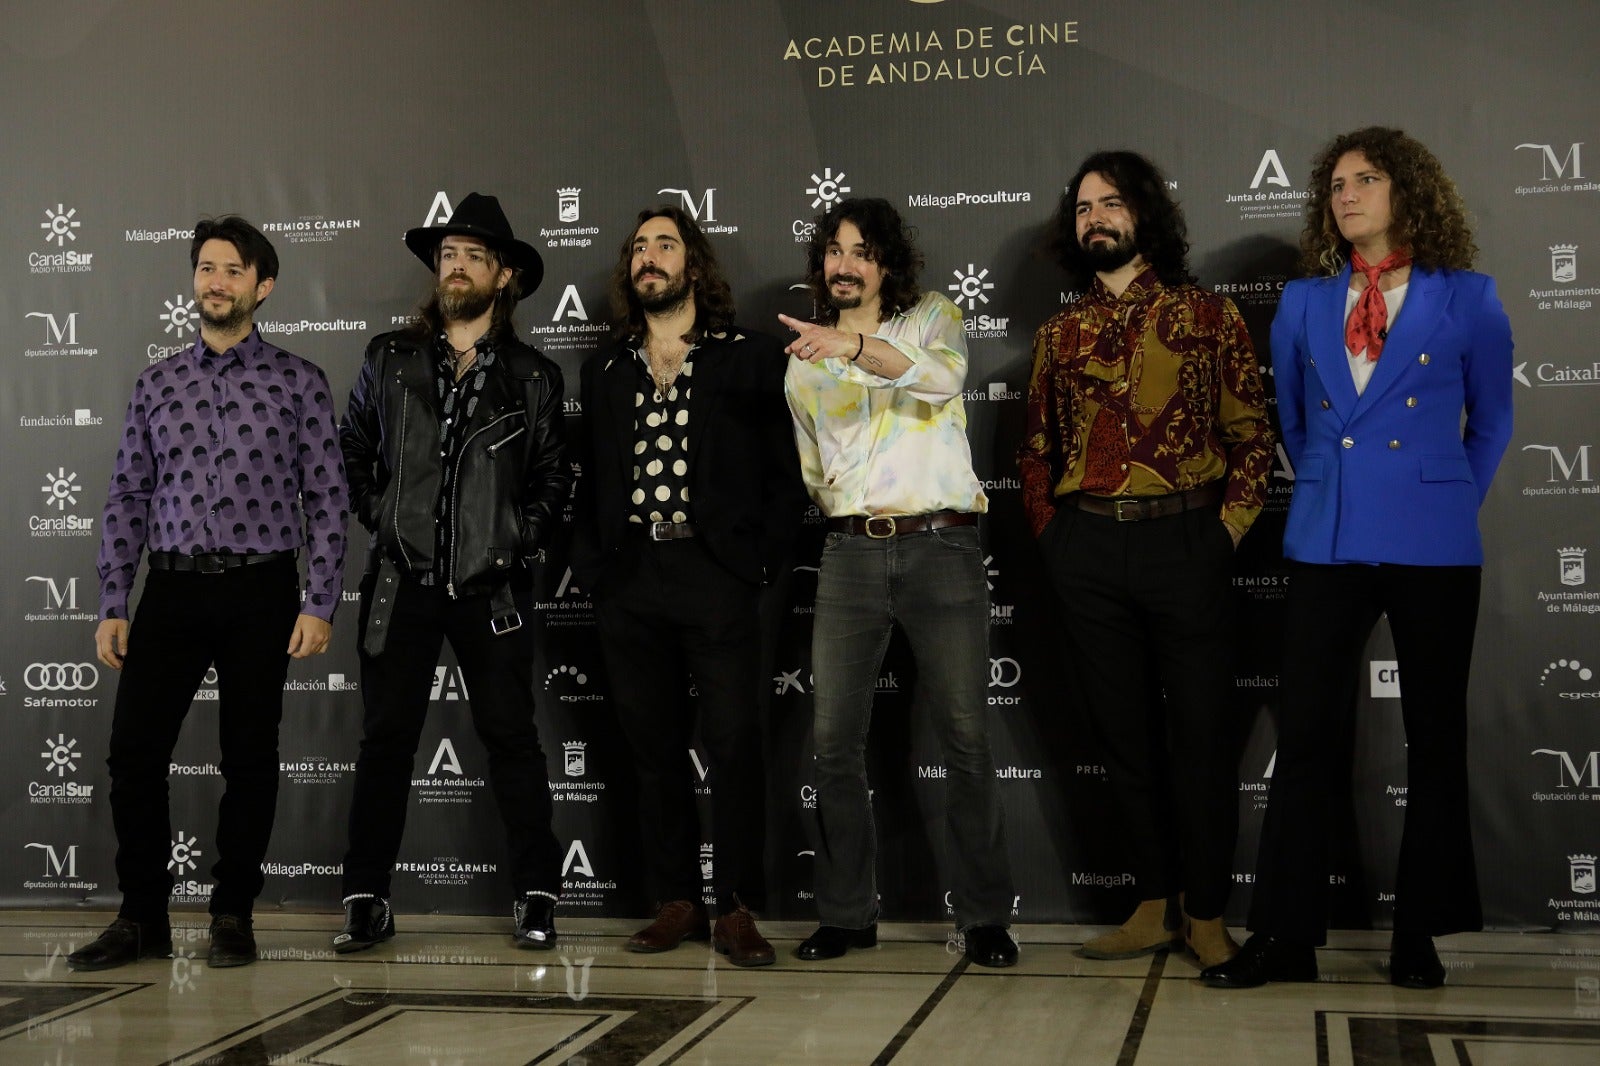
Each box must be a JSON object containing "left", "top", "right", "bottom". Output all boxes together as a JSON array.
[{"left": 1272, "top": 265, "right": 1513, "bottom": 566}]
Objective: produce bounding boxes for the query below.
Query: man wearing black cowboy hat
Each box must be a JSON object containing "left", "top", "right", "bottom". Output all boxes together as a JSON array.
[{"left": 334, "top": 192, "right": 569, "bottom": 952}]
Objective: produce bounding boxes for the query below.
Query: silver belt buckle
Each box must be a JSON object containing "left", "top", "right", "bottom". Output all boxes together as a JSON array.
[
  {"left": 649, "top": 521, "right": 672, "bottom": 541},
  {"left": 1113, "top": 498, "right": 1142, "bottom": 522}
]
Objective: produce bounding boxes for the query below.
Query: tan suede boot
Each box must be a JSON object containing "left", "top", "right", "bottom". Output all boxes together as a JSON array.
[
  {"left": 1078, "top": 898, "right": 1182, "bottom": 959},
  {"left": 1184, "top": 915, "right": 1240, "bottom": 969}
]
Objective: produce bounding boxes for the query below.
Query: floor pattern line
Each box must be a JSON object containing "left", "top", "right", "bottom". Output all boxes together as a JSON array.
[
  {"left": 871, "top": 955, "right": 971, "bottom": 1064},
  {"left": 1115, "top": 950, "right": 1168, "bottom": 1066}
]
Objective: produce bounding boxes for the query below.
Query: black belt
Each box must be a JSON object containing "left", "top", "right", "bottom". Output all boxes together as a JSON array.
[
  {"left": 825, "top": 511, "right": 979, "bottom": 538},
  {"left": 630, "top": 520, "right": 698, "bottom": 541},
  {"left": 147, "top": 549, "right": 295, "bottom": 573},
  {"left": 1070, "top": 482, "right": 1224, "bottom": 522}
]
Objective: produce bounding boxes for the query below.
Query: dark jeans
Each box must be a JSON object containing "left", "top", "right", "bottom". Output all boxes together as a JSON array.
[
  {"left": 810, "top": 523, "right": 1014, "bottom": 930},
  {"left": 594, "top": 536, "right": 766, "bottom": 910},
  {"left": 1041, "top": 503, "right": 1240, "bottom": 919},
  {"left": 342, "top": 572, "right": 561, "bottom": 897},
  {"left": 107, "top": 557, "right": 300, "bottom": 923},
  {"left": 1249, "top": 561, "right": 1484, "bottom": 945}
]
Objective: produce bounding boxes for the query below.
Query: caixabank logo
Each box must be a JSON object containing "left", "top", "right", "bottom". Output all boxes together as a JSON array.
[
  {"left": 32, "top": 467, "right": 96, "bottom": 540},
  {"left": 31, "top": 204, "right": 94, "bottom": 274},
  {"left": 31, "top": 733, "right": 94, "bottom": 805}
]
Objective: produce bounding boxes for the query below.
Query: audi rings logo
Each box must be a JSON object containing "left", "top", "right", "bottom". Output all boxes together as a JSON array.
[
  {"left": 25, "top": 662, "right": 99, "bottom": 691},
  {"left": 989, "top": 657, "right": 1021, "bottom": 688}
]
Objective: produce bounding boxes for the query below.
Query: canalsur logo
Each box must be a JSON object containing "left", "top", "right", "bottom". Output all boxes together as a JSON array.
[
  {"left": 31, "top": 205, "right": 94, "bottom": 274},
  {"left": 32, "top": 468, "right": 95, "bottom": 540},
  {"left": 23, "top": 311, "right": 98, "bottom": 358},
  {"left": 946, "top": 263, "right": 1009, "bottom": 337},
  {"left": 33, "top": 734, "right": 93, "bottom": 806},
  {"left": 159, "top": 294, "right": 197, "bottom": 336},
  {"left": 168, "top": 831, "right": 201, "bottom": 875},
  {"left": 1224, "top": 149, "right": 1307, "bottom": 222},
  {"left": 793, "top": 167, "right": 851, "bottom": 242}
]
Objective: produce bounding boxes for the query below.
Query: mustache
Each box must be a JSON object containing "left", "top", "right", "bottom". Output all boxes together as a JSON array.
[
  {"left": 1082, "top": 226, "right": 1121, "bottom": 241},
  {"left": 633, "top": 268, "right": 667, "bottom": 282},
  {"left": 829, "top": 273, "right": 865, "bottom": 286}
]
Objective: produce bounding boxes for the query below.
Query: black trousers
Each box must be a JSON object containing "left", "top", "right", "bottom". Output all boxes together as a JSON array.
[
  {"left": 1041, "top": 503, "right": 1241, "bottom": 918},
  {"left": 107, "top": 557, "right": 300, "bottom": 923},
  {"left": 594, "top": 536, "right": 766, "bottom": 910},
  {"left": 342, "top": 573, "right": 561, "bottom": 898},
  {"left": 1248, "top": 561, "right": 1484, "bottom": 945}
]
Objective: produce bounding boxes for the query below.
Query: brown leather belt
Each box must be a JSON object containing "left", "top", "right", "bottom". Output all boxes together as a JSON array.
[
  {"left": 825, "top": 511, "right": 979, "bottom": 539},
  {"left": 147, "top": 549, "right": 296, "bottom": 573},
  {"left": 1071, "top": 482, "right": 1224, "bottom": 522}
]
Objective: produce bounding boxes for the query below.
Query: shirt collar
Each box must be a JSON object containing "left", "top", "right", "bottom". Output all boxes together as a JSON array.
[
  {"left": 1089, "top": 266, "right": 1164, "bottom": 305},
  {"left": 190, "top": 326, "right": 268, "bottom": 370}
]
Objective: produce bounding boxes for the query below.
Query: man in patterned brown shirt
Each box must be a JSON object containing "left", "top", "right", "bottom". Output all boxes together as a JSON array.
[{"left": 1018, "top": 151, "right": 1272, "bottom": 970}]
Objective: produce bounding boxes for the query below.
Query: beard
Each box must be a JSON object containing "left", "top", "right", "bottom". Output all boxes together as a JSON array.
[
  {"left": 197, "top": 290, "right": 258, "bottom": 334},
  {"left": 1080, "top": 227, "right": 1139, "bottom": 271},
  {"left": 437, "top": 273, "right": 499, "bottom": 322},
  {"left": 824, "top": 272, "right": 866, "bottom": 311},
  {"left": 633, "top": 267, "right": 692, "bottom": 314}
]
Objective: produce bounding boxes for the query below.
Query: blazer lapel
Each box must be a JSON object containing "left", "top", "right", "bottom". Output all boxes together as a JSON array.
[
  {"left": 1306, "top": 269, "right": 1359, "bottom": 418},
  {"left": 602, "top": 344, "right": 638, "bottom": 473},
  {"left": 1350, "top": 268, "right": 1445, "bottom": 417},
  {"left": 685, "top": 333, "right": 732, "bottom": 476}
]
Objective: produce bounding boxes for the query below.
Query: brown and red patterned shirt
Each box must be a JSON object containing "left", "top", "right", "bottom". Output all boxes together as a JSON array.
[{"left": 1017, "top": 268, "right": 1273, "bottom": 539}]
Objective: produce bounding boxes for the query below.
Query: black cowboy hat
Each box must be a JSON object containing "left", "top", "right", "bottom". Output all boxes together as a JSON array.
[{"left": 404, "top": 192, "right": 544, "bottom": 300}]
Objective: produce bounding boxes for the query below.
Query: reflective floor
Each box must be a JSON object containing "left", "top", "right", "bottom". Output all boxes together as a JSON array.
[{"left": 3, "top": 910, "right": 1596, "bottom": 1064}]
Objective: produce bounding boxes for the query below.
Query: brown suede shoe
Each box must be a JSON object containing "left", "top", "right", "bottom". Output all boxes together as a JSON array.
[
  {"left": 1078, "top": 898, "right": 1183, "bottom": 960},
  {"left": 1184, "top": 915, "right": 1240, "bottom": 970},
  {"left": 712, "top": 903, "right": 775, "bottom": 967},
  {"left": 625, "top": 900, "right": 710, "bottom": 954}
]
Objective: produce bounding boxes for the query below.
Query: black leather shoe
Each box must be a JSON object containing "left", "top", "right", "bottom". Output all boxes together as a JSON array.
[
  {"left": 795, "top": 924, "right": 877, "bottom": 961},
  {"left": 513, "top": 893, "right": 557, "bottom": 950},
  {"left": 1199, "top": 933, "right": 1318, "bottom": 988},
  {"left": 1390, "top": 933, "right": 1446, "bottom": 989},
  {"left": 208, "top": 914, "right": 257, "bottom": 968},
  {"left": 964, "top": 924, "right": 1018, "bottom": 968},
  {"left": 66, "top": 918, "right": 172, "bottom": 971},
  {"left": 333, "top": 896, "right": 394, "bottom": 954}
]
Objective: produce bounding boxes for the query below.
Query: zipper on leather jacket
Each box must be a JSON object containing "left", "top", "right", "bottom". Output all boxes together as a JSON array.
[
  {"left": 391, "top": 378, "right": 414, "bottom": 572},
  {"left": 485, "top": 425, "right": 526, "bottom": 455},
  {"left": 448, "top": 410, "right": 525, "bottom": 598}
]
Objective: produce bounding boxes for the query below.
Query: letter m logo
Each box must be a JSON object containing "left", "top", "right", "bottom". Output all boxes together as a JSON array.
[
  {"left": 26, "top": 842, "right": 77, "bottom": 878},
  {"left": 657, "top": 187, "right": 717, "bottom": 221},
  {"left": 1533, "top": 749, "right": 1600, "bottom": 789},
  {"left": 25, "top": 312, "right": 77, "bottom": 345},
  {"left": 26, "top": 576, "right": 77, "bottom": 610},
  {"left": 1516, "top": 142, "right": 1584, "bottom": 181},
  {"left": 1523, "top": 444, "right": 1592, "bottom": 483}
]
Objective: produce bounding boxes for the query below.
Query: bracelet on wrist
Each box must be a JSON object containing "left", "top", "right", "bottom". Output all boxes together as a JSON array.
[{"left": 851, "top": 333, "right": 865, "bottom": 362}]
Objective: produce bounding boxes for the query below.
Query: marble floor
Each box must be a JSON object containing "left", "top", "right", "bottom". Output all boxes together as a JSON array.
[{"left": 2, "top": 910, "right": 1595, "bottom": 1064}]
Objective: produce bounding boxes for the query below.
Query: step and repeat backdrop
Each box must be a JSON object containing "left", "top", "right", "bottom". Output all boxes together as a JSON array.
[{"left": 2, "top": 2, "right": 1595, "bottom": 932}]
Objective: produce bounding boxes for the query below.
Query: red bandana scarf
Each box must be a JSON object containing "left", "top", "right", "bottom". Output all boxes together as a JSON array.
[{"left": 1345, "top": 249, "right": 1411, "bottom": 362}]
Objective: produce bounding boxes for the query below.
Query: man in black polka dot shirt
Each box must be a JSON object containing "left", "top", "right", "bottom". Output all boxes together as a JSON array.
[{"left": 572, "top": 205, "right": 806, "bottom": 966}]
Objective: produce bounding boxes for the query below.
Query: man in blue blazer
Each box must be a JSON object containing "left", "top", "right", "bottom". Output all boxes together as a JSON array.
[{"left": 1204, "top": 128, "right": 1513, "bottom": 992}]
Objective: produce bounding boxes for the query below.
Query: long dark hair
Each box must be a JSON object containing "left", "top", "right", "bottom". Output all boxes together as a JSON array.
[
  {"left": 1050, "top": 151, "right": 1195, "bottom": 289},
  {"left": 608, "top": 205, "right": 735, "bottom": 338},
  {"left": 1299, "top": 127, "right": 1477, "bottom": 276},
  {"left": 804, "top": 197, "right": 924, "bottom": 324}
]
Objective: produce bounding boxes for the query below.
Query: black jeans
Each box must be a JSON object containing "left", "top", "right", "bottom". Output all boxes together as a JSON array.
[
  {"left": 342, "top": 572, "right": 561, "bottom": 898},
  {"left": 1042, "top": 503, "right": 1241, "bottom": 919},
  {"left": 107, "top": 557, "right": 300, "bottom": 923},
  {"left": 594, "top": 536, "right": 766, "bottom": 910},
  {"left": 1248, "top": 561, "right": 1484, "bottom": 944}
]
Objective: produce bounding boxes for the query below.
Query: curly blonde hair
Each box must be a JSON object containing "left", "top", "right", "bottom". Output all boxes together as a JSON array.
[{"left": 1298, "top": 127, "right": 1478, "bottom": 276}]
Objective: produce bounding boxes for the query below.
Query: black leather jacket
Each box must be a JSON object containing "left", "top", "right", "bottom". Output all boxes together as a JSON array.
[{"left": 340, "top": 329, "right": 568, "bottom": 596}]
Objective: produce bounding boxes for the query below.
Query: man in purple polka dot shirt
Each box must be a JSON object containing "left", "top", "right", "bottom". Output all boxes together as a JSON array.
[{"left": 71, "top": 216, "right": 349, "bottom": 972}]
